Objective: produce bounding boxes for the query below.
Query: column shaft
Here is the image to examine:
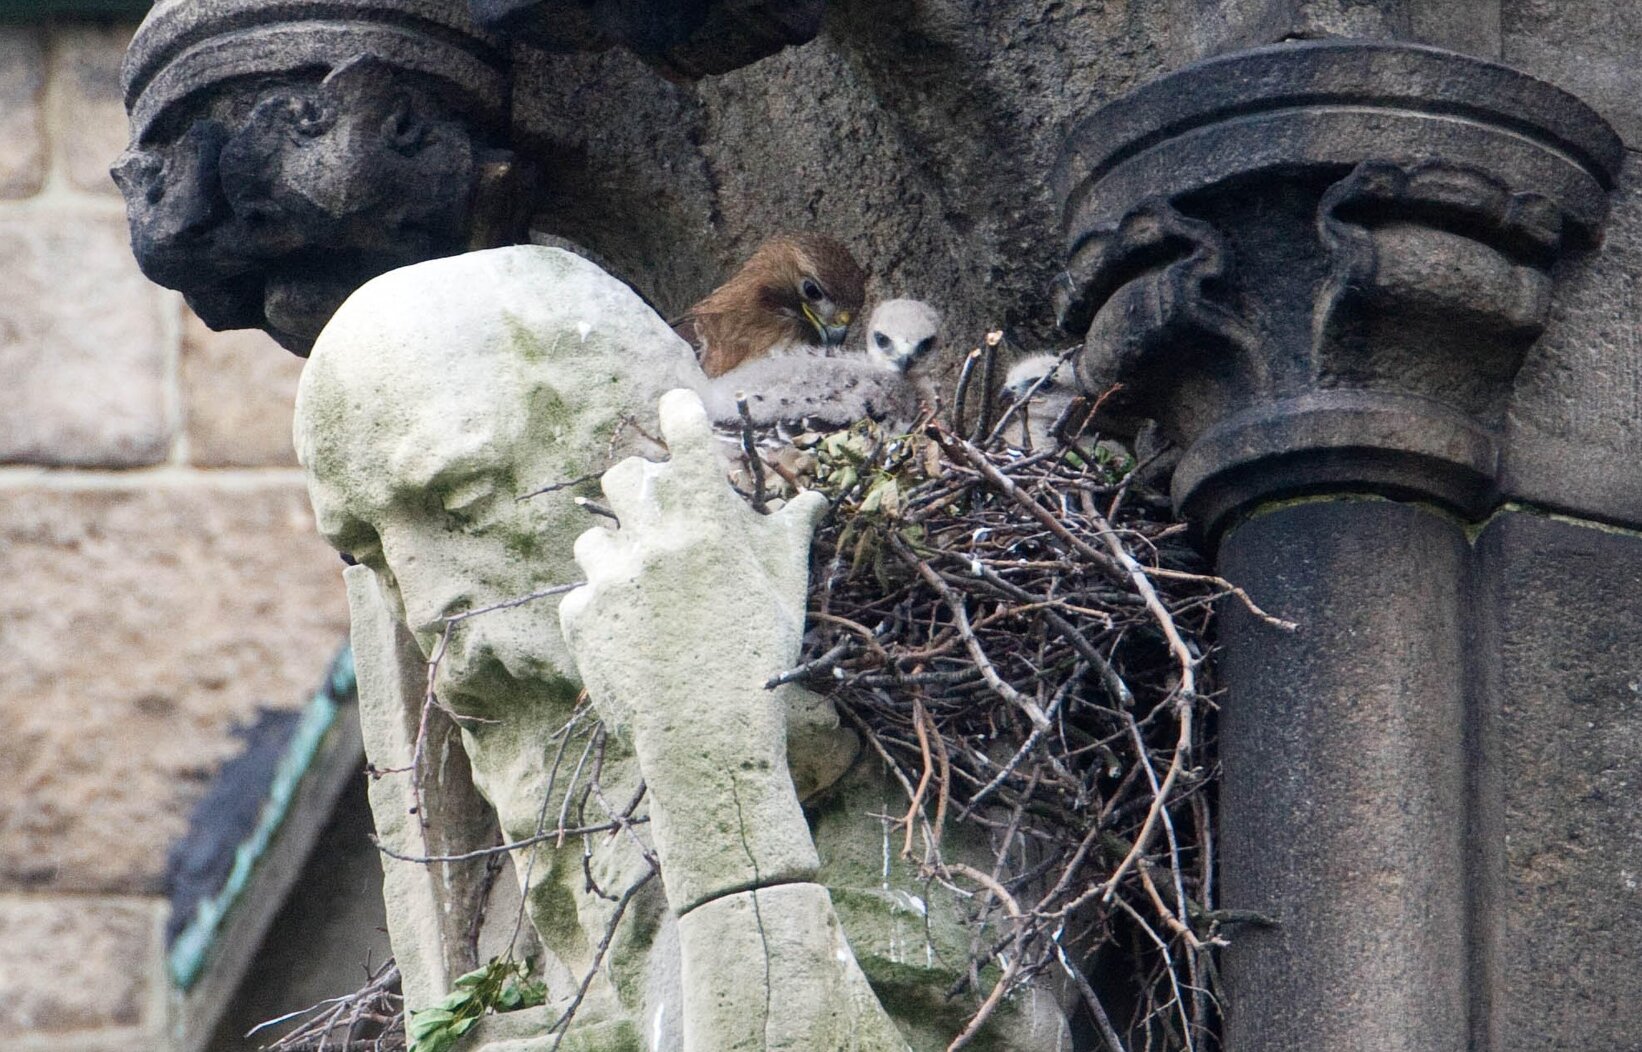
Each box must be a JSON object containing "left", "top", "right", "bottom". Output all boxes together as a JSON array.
[{"left": 1217, "top": 499, "right": 1471, "bottom": 1052}]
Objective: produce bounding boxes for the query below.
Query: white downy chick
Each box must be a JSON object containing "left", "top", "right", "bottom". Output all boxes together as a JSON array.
[
  {"left": 865, "top": 299, "right": 942, "bottom": 376},
  {"left": 864, "top": 297, "right": 943, "bottom": 419},
  {"left": 1001, "top": 353, "right": 1078, "bottom": 449}
]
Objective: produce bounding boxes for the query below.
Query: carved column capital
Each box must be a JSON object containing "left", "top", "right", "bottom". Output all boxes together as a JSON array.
[
  {"left": 116, "top": 0, "right": 523, "bottom": 355},
  {"left": 1055, "top": 41, "right": 1623, "bottom": 535}
]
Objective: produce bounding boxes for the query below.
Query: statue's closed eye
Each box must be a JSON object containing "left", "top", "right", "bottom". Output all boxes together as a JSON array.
[{"left": 440, "top": 475, "right": 500, "bottom": 520}]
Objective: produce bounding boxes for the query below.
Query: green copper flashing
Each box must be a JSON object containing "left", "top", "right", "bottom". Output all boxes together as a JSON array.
[{"left": 167, "top": 645, "right": 357, "bottom": 990}]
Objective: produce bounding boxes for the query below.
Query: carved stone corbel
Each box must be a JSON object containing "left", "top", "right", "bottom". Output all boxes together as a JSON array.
[
  {"left": 1055, "top": 39, "right": 1622, "bottom": 537},
  {"left": 114, "top": 0, "right": 525, "bottom": 355}
]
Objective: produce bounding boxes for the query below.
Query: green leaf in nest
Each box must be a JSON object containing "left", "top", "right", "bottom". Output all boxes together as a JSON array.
[{"left": 408, "top": 958, "right": 546, "bottom": 1052}]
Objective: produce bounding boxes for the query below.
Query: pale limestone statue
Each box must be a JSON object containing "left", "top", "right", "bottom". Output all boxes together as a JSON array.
[{"left": 294, "top": 245, "right": 1072, "bottom": 1050}]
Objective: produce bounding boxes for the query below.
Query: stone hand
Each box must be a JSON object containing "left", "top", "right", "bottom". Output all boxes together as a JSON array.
[{"left": 559, "top": 388, "right": 829, "bottom": 912}]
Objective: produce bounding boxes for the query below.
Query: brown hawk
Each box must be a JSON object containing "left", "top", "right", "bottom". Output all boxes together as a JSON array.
[{"left": 676, "top": 232, "right": 868, "bottom": 378}]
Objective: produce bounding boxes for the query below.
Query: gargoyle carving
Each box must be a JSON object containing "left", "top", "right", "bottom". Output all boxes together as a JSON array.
[
  {"left": 1055, "top": 198, "right": 1260, "bottom": 442},
  {"left": 116, "top": 0, "right": 524, "bottom": 355}
]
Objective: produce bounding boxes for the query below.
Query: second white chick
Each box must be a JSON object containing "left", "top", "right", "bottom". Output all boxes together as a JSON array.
[
  {"left": 866, "top": 299, "right": 942, "bottom": 375},
  {"left": 1001, "top": 353, "right": 1078, "bottom": 449}
]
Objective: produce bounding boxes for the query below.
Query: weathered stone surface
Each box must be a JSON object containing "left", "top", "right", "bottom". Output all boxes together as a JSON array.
[
  {"left": 810, "top": 760, "right": 1072, "bottom": 1050},
  {"left": 0, "top": 210, "right": 170, "bottom": 467},
  {"left": 1166, "top": 0, "right": 1502, "bottom": 60},
  {"left": 1504, "top": 0, "right": 1642, "bottom": 145},
  {"left": 0, "top": 483, "right": 350, "bottom": 893},
  {"left": 1472, "top": 510, "right": 1642, "bottom": 1050},
  {"left": 0, "top": 28, "right": 46, "bottom": 199},
  {"left": 675, "top": 883, "right": 908, "bottom": 1052},
  {"left": 0, "top": 895, "right": 162, "bottom": 1032},
  {"left": 181, "top": 309, "right": 302, "bottom": 467},
  {"left": 298, "top": 246, "right": 698, "bottom": 1035},
  {"left": 58, "top": 26, "right": 134, "bottom": 197},
  {"left": 1504, "top": 156, "right": 1642, "bottom": 527},
  {"left": 560, "top": 390, "right": 827, "bottom": 913},
  {"left": 472, "top": 0, "right": 826, "bottom": 79},
  {"left": 1217, "top": 498, "right": 1472, "bottom": 1052},
  {"left": 346, "top": 565, "right": 495, "bottom": 1008}
]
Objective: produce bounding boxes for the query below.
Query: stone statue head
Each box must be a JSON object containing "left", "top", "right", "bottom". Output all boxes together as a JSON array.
[{"left": 295, "top": 245, "right": 705, "bottom": 710}]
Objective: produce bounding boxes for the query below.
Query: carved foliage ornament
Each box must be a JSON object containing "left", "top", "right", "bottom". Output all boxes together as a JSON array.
[{"left": 1054, "top": 41, "right": 1623, "bottom": 535}]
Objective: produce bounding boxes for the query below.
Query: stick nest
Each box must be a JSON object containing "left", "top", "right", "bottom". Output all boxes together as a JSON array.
[{"left": 769, "top": 400, "right": 1252, "bottom": 1051}]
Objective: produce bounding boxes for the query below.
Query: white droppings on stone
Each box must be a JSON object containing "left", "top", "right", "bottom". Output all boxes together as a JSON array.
[{"left": 881, "top": 815, "right": 892, "bottom": 889}]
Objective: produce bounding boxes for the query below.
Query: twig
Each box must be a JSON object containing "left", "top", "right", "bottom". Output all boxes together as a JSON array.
[
  {"left": 951, "top": 348, "right": 983, "bottom": 436},
  {"left": 369, "top": 818, "right": 646, "bottom": 864},
  {"left": 736, "top": 393, "right": 770, "bottom": 514},
  {"left": 547, "top": 868, "right": 659, "bottom": 1050}
]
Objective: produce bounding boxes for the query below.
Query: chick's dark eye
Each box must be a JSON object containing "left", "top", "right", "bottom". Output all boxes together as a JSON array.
[
  {"left": 801, "top": 278, "right": 823, "bottom": 301},
  {"left": 874, "top": 331, "right": 891, "bottom": 349}
]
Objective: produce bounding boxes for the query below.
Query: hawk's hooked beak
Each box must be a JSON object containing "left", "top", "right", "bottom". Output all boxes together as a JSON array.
[{"left": 803, "top": 304, "right": 852, "bottom": 349}]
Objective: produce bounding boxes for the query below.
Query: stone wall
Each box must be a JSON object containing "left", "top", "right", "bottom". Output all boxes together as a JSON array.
[{"left": 0, "top": 22, "right": 351, "bottom": 1052}]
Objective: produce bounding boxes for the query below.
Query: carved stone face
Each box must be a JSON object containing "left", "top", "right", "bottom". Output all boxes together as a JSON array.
[
  {"left": 116, "top": 55, "right": 519, "bottom": 355},
  {"left": 294, "top": 246, "right": 706, "bottom": 710}
]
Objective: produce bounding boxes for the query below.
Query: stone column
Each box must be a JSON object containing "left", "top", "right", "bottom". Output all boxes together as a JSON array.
[{"left": 1054, "top": 40, "right": 1621, "bottom": 1051}]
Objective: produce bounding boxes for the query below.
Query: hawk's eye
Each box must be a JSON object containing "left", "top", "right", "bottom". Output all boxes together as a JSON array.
[
  {"left": 801, "top": 278, "right": 824, "bottom": 302},
  {"left": 874, "top": 331, "right": 891, "bottom": 349}
]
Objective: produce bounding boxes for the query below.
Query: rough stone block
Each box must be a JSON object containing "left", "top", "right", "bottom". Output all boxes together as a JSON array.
[
  {"left": 1473, "top": 510, "right": 1642, "bottom": 1050},
  {"left": 181, "top": 310, "right": 302, "bottom": 467},
  {"left": 1504, "top": 156, "right": 1642, "bottom": 528},
  {"left": 0, "top": 210, "right": 171, "bottom": 467},
  {"left": 0, "top": 482, "right": 350, "bottom": 893},
  {"left": 1504, "top": 0, "right": 1642, "bottom": 145},
  {"left": 0, "top": 895, "right": 162, "bottom": 1033},
  {"left": 56, "top": 25, "right": 136, "bottom": 197},
  {"left": 0, "top": 28, "right": 46, "bottom": 199},
  {"left": 675, "top": 883, "right": 907, "bottom": 1052}
]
